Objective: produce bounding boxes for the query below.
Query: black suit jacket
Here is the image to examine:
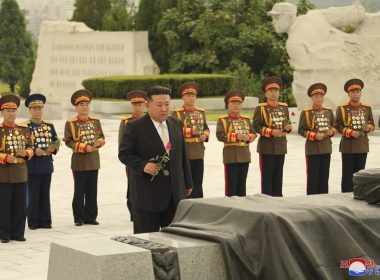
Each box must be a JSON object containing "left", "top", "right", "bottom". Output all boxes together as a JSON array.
[{"left": 118, "top": 115, "right": 193, "bottom": 212}]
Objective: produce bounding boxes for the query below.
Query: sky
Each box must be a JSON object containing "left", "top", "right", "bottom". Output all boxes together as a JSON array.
[{"left": 287, "top": 0, "right": 380, "bottom": 11}]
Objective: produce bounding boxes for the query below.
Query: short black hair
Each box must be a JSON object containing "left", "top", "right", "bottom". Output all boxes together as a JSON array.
[{"left": 147, "top": 86, "right": 171, "bottom": 100}]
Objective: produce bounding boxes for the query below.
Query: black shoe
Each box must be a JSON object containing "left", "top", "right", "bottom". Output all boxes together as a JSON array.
[
  {"left": 11, "top": 237, "right": 26, "bottom": 242},
  {"left": 40, "top": 225, "right": 52, "bottom": 229},
  {"left": 29, "top": 226, "right": 38, "bottom": 230},
  {"left": 75, "top": 222, "right": 83, "bottom": 226},
  {"left": 1, "top": 238, "right": 9, "bottom": 243},
  {"left": 84, "top": 221, "right": 99, "bottom": 225}
]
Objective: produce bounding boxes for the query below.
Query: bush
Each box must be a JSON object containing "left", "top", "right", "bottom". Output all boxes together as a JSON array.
[{"left": 82, "top": 74, "right": 233, "bottom": 99}]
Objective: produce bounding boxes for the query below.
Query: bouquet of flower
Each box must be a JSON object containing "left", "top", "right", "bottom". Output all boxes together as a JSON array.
[
  {"left": 149, "top": 142, "right": 172, "bottom": 182},
  {"left": 44, "top": 137, "right": 61, "bottom": 156},
  {"left": 358, "top": 124, "right": 368, "bottom": 137},
  {"left": 282, "top": 119, "right": 292, "bottom": 132}
]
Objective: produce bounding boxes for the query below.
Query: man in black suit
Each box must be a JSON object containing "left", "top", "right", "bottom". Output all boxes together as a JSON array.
[{"left": 119, "top": 86, "right": 193, "bottom": 233}]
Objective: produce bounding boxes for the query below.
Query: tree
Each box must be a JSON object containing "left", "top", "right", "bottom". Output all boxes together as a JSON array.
[
  {"left": 0, "top": 0, "right": 33, "bottom": 92},
  {"left": 102, "top": 0, "right": 136, "bottom": 31},
  {"left": 135, "top": 0, "right": 178, "bottom": 73},
  {"left": 157, "top": 0, "right": 297, "bottom": 104},
  {"left": 297, "top": 0, "right": 315, "bottom": 16},
  {"left": 18, "top": 38, "right": 37, "bottom": 98},
  {"left": 71, "top": 0, "right": 111, "bottom": 30},
  {"left": 159, "top": 0, "right": 288, "bottom": 74}
]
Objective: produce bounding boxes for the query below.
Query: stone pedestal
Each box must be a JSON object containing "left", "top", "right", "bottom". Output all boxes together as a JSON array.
[
  {"left": 47, "top": 239, "right": 154, "bottom": 280},
  {"left": 133, "top": 232, "right": 227, "bottom": 280},
  {"left": 47, "top": 233, "right": 227, "bottom": 280}
]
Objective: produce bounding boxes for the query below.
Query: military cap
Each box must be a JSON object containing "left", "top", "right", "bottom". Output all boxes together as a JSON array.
[
  {"left": 307, "top": 83, "right": 327, "bottom": 97},
  {"left": 224, "top": 90, "right": 245, "bottom": 105},
  {"left": 178, "top": 82, "right": 199, "bottom": 97},
  {"left": 262, "top": 76, "right": 283, "bottom": 92},
  {"left": 344, "top": 78, "right": 364, "bottom": 93},
  {"left": 25, "top": 93, "right": 46, "bottom": 108},
  {"left": 127, "top": 90, "right": 147, "bottom": 103},
  {"left": 71, "top": 89, "right": 93, "bottom": 106},
  {"left": 0, "top": 94, "right": 20, "bottom": 111}
]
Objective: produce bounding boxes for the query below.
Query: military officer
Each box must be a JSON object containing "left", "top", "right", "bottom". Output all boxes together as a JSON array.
[
  {"left": 252, "top": 77, "right": 292, "bottom": 197},
  {"left": 25, "top": 93, "right": 60, "bottom": 230},
  {"left": 171, "top": 82, "right": 209, "bottom": 198},
  {"left": 216, "top": 90, "right": 256, "bottom": 197},
  {"left": 118, "top": 90, "right": 147, "bottom": 145},
  {"left": 64, "top": 89, "right": 105, "bottom": 226},
  {"left": 298, "top": 83, "right": 337, "bottom": 195},
  {"left": 0, "top": 94, "right": 33, "bottom": 243},
  {"left": 118, "top": 90, "right": 147, "bottom": 221},
  {"left": 336, "top": 78, "right": 374, "bottom": 193}
]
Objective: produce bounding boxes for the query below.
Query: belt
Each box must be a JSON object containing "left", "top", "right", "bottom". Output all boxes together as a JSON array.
[
  {"left": 73, "top": 147, "right": 99, "bottom": 154},
  {"left": 185, "top": 137, "right": 202, "bottom": 143},
  {"left": 224, "top": 142, "right": 249, "bottom": 147},
  {"left": 10, "top": 158, "right": 25, "bottom": 164}
]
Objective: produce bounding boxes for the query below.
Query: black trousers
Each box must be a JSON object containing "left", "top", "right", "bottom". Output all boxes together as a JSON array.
[
  {"left": 259, "top": 154, "right": 285, "bottom": 197},
  {"left": 27, "top": 173, "right": 52, "bottom": 227},
  {"left": 125, "top": 167, "right": 133, "bottom": 221},
  {"left": 0, "top": 183, "right": 27, "bottom": 239},
  {"left": 224, "top": 163, "right": 249, "bottom": 197},
  {"left": 189, "top": 159, "right": 204, "bottom": 198},
  {"left": 72, "top": 170, "right": 98, "bottom": 223},
  {"left": 306, "top": 154, "right": 331, "bottom": 195},
  {"left": 341, "top": 153, "right": 367, "bottom": 193},
  {"left": 133, "top": 197, "right": 176, "bottom": 234}
]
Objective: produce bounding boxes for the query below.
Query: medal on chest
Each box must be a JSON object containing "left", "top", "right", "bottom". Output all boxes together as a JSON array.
[
  {"left": 4, "top": 128, "right": 26, "bottom": 156},
  {"left": 78, "top": 121, "right": 98, "bottom": 144},
  {"left": 268, "top": 107, "right": 286, "bottom": 129},
  {"left": 33, "top": 124, "right": 53, "bottom": 149},
  {"left": 315, "top": 110, "right": 330, "bottom": 132},
  {"left": 348, "top": 108, "right": 366, "bottom": 131}
]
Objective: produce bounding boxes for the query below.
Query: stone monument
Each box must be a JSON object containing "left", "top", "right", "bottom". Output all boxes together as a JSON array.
[
  {"left": 268, "top": 2, "right": 380, "bottom": 110},
  {"left": 30, "top": 21, "right": 159, "bottom": 119}
]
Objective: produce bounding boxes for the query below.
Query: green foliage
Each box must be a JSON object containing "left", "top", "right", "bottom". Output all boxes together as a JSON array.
[
  {"left": 82, "top": 74, "right": 233, "bottom": 99},
  {"left": 229, "top": 63, "right": 296, "bottom": 106},
  {"left": 102, "top": 0, "right": 136, "bottom": 31},
  {"left": 229, "top": 63, "right": 262, "bottom": 97},
  {"left": 297, "top": 0, "right": 315, "bottom": 16},
  {"left": 71, "top": 0, "right": 111, "bottom": 30},
  {"left": 152, "top": 0, "right": 303, "bottom": 105},
  {"left": 135, "top": 0, "right": 178, "bottom": 73},
  {"left": 158, "top": 0, "right": 290, "bottom": 78},
  {"left": 0, "top": 0, "right": 33, "bottom": 92}
]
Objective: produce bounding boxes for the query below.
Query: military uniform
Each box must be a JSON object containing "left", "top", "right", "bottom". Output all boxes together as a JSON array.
[
  {"left": 64, "top": 90, "right": 105, "bottom": 225},
  {"left": 252, "top": 77, "right": 291, "bottom": 197},
  {"left": 171, "top": 82, "right": 209, "bottom": 198},
  {"left": 0, "top": 95, "right": 33, "bottom": 242},
  {"left": 336, "top": 79, "right": 374, "bottom": 193},
  {"left": 24, "top": 94, "right": 60, "bottom": 229},
  {"left": 298, "top": 83, "right": 337, "bottom": 195},
  {"left": 216, "top": 90, "right": 256, "bottom": 197},
  {"left": 118, "top": 90, "right": 147, "bottom": 221}
]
